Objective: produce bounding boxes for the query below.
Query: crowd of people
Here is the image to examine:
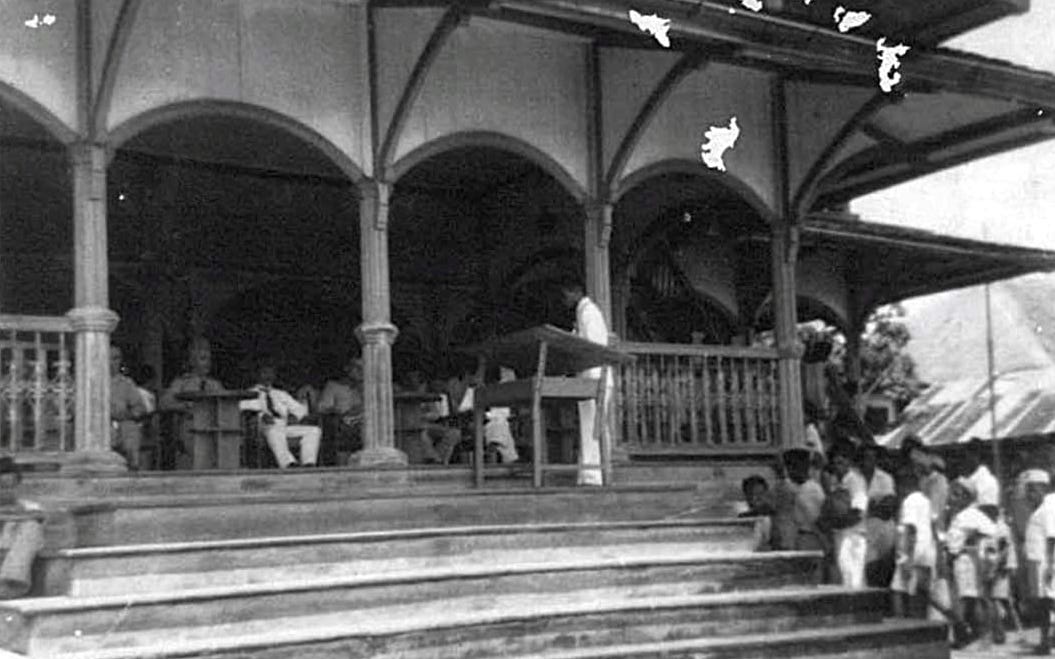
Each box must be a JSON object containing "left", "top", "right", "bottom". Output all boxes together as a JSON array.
[{"left": 742, "top": 435, "right": 1055, "bottom": 653}]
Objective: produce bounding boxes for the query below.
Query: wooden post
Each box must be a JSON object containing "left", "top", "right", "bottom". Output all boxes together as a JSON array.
[
  {"left": 65, "top": 142, "right": 125, "bottom": 473},
  {"left": 355, "top": 179, "right": 406, "bottom": 466},
  {"left": 771, "top": 221, "right": 805, "bottom": 450},
  {"left": 584, "top": 201, "right": 613, "bottom": 325}
]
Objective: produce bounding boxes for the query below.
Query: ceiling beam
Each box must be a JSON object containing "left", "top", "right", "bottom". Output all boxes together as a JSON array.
[
  {"left": 815, "top": 107, "right": 1054, "bottom": 205},
  {"left": 493, "top": 0, "right": 1055, "bottom": 107}
]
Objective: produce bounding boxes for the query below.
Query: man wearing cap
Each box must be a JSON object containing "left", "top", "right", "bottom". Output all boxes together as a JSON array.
[{"left": 1023, "top": 469, "right": 1055, "bottom": 654}]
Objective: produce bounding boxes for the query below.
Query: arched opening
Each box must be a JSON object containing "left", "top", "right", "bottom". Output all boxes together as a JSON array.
[
  {"left": 0, "top": 101, "right": 73, "bottom": 315},
  {"left": 389, "top": 144, "right": 584, "bottom": 381},
  {"left": 612, "top": 170, "right": 769, "bottom": 344},
  {"left": 106, "top": 111, "right": 360, "bottom": 389}
]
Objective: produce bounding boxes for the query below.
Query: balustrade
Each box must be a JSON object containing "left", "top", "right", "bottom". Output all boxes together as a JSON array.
[
  {"left": 615, "top": 342, "right": 780, "bottom": 454},
  {"left": 0, "top": 315, "right": 76, "bottom": 455}
]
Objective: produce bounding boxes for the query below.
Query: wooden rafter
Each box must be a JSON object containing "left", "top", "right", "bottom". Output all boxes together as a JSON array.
[
  {"left": 604, "top": 49, "right": 710, "bottom": 190},
  {"left": 816, "top": 107, "right": 1054, "bottom": 204},
  {"left": 376, "top": 4, "right": 465, "bottom": 172},
  {"left": 90, "top": 0, "right": 145, "bottom": 140},
  {"left": 791, "top": 91, "right": 887, "bottom": 217}
]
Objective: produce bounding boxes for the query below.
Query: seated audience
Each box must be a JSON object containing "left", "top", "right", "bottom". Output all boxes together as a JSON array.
[
  {"left": 159, "top": 338, "right": 226, "bottom": 470},
  {"left": 241, "top": 362, "right": 321, "bottom": 469},
  {"left": 0, "top": 457, "right": 43, "bottom": 599},
  {"left": 318, "top": 358, "right": 365, "bottom": 458},
  {"left": 482, "top": 366, "right": 519, "bottom": 464},
  {"left": 111, "top": 344, "right": 149, "bottom": 470}
]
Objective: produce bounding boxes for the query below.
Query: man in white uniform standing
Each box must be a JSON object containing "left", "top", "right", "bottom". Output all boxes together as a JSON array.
[{"left": 560, "top": 279, "right": 609, "bottom": 486}]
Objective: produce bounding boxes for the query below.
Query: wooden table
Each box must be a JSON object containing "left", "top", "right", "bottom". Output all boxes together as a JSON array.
[
  {"left": 459, "top": 325, "right": 634, "bottom": 487},
  {"left": 175, "top": 390, "right": 257, "bottom": 470}
]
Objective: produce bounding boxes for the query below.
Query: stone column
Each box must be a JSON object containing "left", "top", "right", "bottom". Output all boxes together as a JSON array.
[
  {"left": 354, "top": 179, "right": 405, "bottom": 466},
  {"left": 584, "top": 200, "right": 613, "bottom": 326},
  {"left": 65, "top": 142, "right": 125, "bottom": 473},
  {"left": 771, "top": 220, "right": 805, "bottom": 450}
]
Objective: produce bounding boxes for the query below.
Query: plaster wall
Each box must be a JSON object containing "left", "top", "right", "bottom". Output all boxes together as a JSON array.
[
  {"left": 106, "top": 0, "right": 371, "bottom": 172},
  {"left": 0, "top": 0, "right": 78, "bottom": 135},
  {"left": 796, "top": 247, "right": 849, "bottom": 327},
  {"left": 784, "top": 82, "right": 876, "bottom": 197},
  {"left": 620, "top": 63, "right": 777, "bottom": 214},
  {"left": 391, "top": 17, "right": 590, "bottom": 196},
  {"left": 598, "top": 48, "right": 680, "bottom": 181}
]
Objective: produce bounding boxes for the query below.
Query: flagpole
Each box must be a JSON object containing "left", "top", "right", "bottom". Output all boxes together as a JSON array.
[{"left": 984, "top": 282, "right": 1001, "bottom": 500}]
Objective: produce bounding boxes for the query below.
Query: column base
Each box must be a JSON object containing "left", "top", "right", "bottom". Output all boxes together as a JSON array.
[
  {"left": 59, "top": 450, "right": 128, "bottom": 475},
  {"left": 349, "top": 446, "right": 408, "bottom": 468}
]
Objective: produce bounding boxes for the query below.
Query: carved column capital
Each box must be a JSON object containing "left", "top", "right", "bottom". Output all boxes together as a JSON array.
[
  {"left": 66, "top": 306, "right": 119, "bottom": 333},
  {"left": 355, "top": 321, "right": 399, "bottom": 345}
]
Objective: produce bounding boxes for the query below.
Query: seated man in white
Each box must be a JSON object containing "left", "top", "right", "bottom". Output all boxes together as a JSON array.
[{"left": 240, "top": 362, "right": 321, "bottom": 469}]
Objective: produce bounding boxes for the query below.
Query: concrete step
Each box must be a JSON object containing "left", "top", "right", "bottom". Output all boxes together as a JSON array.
[
  {"left": 73, "top": 485, "right": 719, "bottom": 546},
  {"left": 512, "top": 619, "right": 949, "bottom": 659},
  {"left": 0, "top": 551, "right": 821, "bottom": 655},
  {"left": 18, "top": 584, "right": 870, "bottom": 657},
  {"left": 43, "top": 519, "right": 756, "bottom": 596}
]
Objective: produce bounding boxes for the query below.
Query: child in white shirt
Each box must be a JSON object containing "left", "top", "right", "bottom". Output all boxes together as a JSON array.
[{"left": 891, "top": 465, "right": 935, "bottom": 618}]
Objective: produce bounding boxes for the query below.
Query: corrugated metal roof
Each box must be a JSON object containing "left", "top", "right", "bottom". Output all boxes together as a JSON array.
[{"left": 880, "top": 368, "right": 1055, "bottom": 447}]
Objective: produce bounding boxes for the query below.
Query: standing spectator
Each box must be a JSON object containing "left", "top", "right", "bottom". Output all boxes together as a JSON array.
[
  {"left": 559, "top": 279, "right": 610, "bottom": 487},
  {"left": 989, "top": 510, "right": 1017, "bottom": 645},
  {"left": 963, "top": 438, "right": 1000, "bottom": 514},
  {"left": 825, "top": 441, "right": 870, "bottom": 589},
  {"left": 1023, "top": 468, "right": 1054, "bottom": 654},
  {"left": 110, "top": 344, "right": 149, "bottom": 470},
  {"left": 770, "top": 449, "right": 827, "bottom": 553},
  {"left": 891, "top": 464, "right": 935, "bottom": 619},
  {"left": 947, "top": 478, "right": 998, "bottom": 650}
]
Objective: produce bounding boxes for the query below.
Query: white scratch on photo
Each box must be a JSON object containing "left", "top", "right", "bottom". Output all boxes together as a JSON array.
[
  {"left": 740, "top": 0, "right": 763, "bottom": 12},
  {"left": 700, "top": 117, "right": 741, "bottom": 172},
  {"left": 834, "top": 6, "right": 871, "bottom": 33},
  {"left": 876, "top": 38, "right": 911, "bottom": 93},
  {"left": 628, "top": 9, "right": 671, "bottom": 48}
]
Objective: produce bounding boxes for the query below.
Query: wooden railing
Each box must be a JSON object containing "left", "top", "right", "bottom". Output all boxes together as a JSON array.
[
  {"left": 0, "top": 315, "right": 76, "bottom": 454},
  {"left": 615, "top": 342, "right": 781, "bottom": 454}
]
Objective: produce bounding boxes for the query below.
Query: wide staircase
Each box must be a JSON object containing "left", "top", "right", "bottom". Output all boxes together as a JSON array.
[{"left": 0, "top": 467, "right": 949, "bottom": 658}]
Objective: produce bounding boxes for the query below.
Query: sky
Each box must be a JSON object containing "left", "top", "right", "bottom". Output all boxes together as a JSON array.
[{"left": 851, "top": 1, "right": 1055, "bottom": 249}]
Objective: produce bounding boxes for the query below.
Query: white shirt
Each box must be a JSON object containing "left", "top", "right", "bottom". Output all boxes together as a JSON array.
[
  {"left": 838, "top": 468, "right": 870, "bottom": 537},
  {"left": 1025, "top": 493, "right": 1055, "bottom": 562},
  {"left": 947, "top": 506, "right": 997, "bottom": 555},
  {"left": 239, "top": 385, "right": 308, "bottom": 422},
  {"left": 575, "top": 296, "right": 609, "bottom": 346},
  {"left": 966, "top": 465, "right": 1000, "bottom": 507},
  {"left": 866, "top": 468, "right": 896, "bottom": 502},
  {"left": 898, "top": 491, "right": 936, "bottom": 567}
]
